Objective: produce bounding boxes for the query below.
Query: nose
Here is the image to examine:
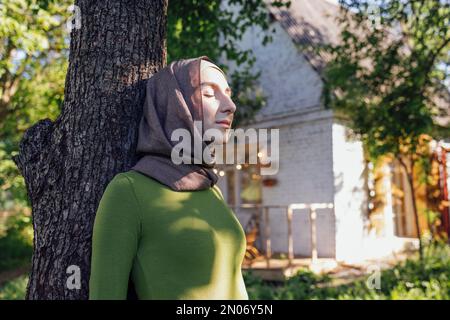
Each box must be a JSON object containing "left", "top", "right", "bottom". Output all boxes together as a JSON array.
[{"left": 219, "top": 94, "right": 236, "bottom": 115}]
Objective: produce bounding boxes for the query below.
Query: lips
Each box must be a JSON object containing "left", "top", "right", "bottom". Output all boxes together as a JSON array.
[{"left": 215, "top": 119, "right": 232, "bottom": 127}]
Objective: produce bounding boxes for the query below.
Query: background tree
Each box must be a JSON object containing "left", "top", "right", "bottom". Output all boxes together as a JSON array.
[
  {"left": 322, "top": 0, "right": 450, "bottom": 260},
  {"left": 0, "top": 0, "right": 70, "bottom": 278},
  {"left": 3, "top": 0, "right": 290, "bottom": 299}
]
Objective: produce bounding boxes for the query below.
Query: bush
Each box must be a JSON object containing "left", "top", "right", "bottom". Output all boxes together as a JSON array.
[
  {"left": 0, "top": 275, "right": 28, "bottom": 300},
  {"left": 0, "top": 213, "right": 33, "bottom": 272},
  {"left": 244, "top": 242, "right": 450, "bottom": 300}
]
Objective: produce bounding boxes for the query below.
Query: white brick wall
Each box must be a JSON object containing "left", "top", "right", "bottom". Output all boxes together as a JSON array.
[
  {"left": 256, "top": 116, "right": 336, "bottom": 257},
  {"left": 248, "top": 22, "right": 324, "bottom": 119},
  {"left": 332, "top": 122, "right": 368, "bottom": 262}
]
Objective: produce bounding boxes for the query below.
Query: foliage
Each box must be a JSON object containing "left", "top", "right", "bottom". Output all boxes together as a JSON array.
[
  {"left": 228, "top": 66, "right": 267, "bottom": 126},
  {"left": 0, "top": 275, "right": 28, "bottom": 300},
  {"left": 0, "top": 0, "right": 69, "bottom": 211},
  {"left": 323, "top": 0, "right": 450, "bottom": 163},
  {"left": 319, "top": 0, "right": 450, "bottom": 260},
  {"left": 243, "top": 242, "right": 450, "bottom": 300},
  {"left": 0, "top": 213, "right": 33, "bottom": 272}
]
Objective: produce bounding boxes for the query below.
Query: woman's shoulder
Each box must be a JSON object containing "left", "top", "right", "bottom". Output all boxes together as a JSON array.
[
  {"left": 103, "top": 170, "right": 161, "bottom": 200},
  {"left": 95, "top": 172, "right": 142, "bottom": 231},
  {"left": 99, "top": 170, "right": 160, "bottom": 219},
  {"left": 112, "top": 170, "right": 225, "bottom": 201},
  {"left": 211, "top": 184, "right": 226, "bottom": 201},
  {"left": 100, "top": 172, "right": 136, "bottom": 202},
  {"left": 117, "top": 169, "right": 170, "bottom": 193}
]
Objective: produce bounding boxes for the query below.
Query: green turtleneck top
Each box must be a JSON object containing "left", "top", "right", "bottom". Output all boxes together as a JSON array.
[{"left": 88, "top": 170, "right": 249, "bottom": 300}]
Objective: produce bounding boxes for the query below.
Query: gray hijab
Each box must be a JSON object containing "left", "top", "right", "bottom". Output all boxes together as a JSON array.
[{"left": 131, "top": 56, "right": 221, "bottom": 191}]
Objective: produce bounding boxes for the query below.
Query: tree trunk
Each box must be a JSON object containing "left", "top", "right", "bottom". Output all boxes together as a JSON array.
[
  {"left": 12, "top": 0, "right": 168, "bottom": 299},
  {"left": 407, "top": 156, "right": 424, "bottom": 261},
  {"left": 398, "top": 155, "right": 424, "bottom": 261}
]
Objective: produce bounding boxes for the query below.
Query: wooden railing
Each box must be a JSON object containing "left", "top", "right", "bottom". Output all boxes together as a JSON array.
[{"left": 228, "top": 203, "right": 334, "bottom": 267}]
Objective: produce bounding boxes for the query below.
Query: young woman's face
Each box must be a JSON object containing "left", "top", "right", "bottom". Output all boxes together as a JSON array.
[{"left": 200, "top": 60, "right": 236, "bottom": 145}]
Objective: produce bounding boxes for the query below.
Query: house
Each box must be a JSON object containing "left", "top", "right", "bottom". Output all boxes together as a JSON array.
[{"left": 215, "top": 0, "right": 450, "bottom": 268}]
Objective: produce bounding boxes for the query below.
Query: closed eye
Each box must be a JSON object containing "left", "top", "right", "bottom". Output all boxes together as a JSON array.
[
  {"left": 201, "top": 82, "right": 232, "bottom": 98},
  {"left": 203, "top": 90, "right": 215, "bottom": 97}
]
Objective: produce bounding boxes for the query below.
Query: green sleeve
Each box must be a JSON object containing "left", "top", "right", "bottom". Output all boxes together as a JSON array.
[{"left": 89, "top": 173, "right": 142, "bottom": 300}]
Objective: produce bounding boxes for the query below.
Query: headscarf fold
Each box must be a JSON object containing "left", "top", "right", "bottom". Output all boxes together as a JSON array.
[{"left": 131, "top": 55, "right": 220, "bottom": 191}]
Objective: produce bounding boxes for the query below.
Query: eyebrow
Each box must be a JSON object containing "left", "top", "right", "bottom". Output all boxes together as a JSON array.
[{"left": 201, "top": 81, "right": 232, "bottom": 95}]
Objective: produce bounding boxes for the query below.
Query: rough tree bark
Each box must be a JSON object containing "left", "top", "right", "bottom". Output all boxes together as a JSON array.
[{"left": 12, "top": 0, "right": 168, "bottom": 299}]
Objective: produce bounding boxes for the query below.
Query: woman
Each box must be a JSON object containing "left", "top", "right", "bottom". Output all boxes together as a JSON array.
[{"left": 88, "top": 56, "right": 249, "bottom": 300}]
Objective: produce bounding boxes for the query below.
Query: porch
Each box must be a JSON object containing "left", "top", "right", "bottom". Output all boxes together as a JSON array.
[
  {"left": 230, "top": 203, "right": 338, "bottom": 281},
  {"left": 232, "top": 203, "right": 419, "bottom": 281}
]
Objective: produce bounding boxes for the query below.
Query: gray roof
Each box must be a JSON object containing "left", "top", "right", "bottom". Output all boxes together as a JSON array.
[{"left": 265, "top": 0, "right": 341, "bottom": 74}]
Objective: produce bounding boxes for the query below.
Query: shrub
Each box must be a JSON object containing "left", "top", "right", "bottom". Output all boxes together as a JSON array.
[
  {"left": 244, "top": 241, "right": 450, "bottom": 300},
  {"left": 0, "top": 213, "right": 33, "bottom": 272},
  {"left": 0, "top": 275, "right": 28, "bottom": 300}
]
